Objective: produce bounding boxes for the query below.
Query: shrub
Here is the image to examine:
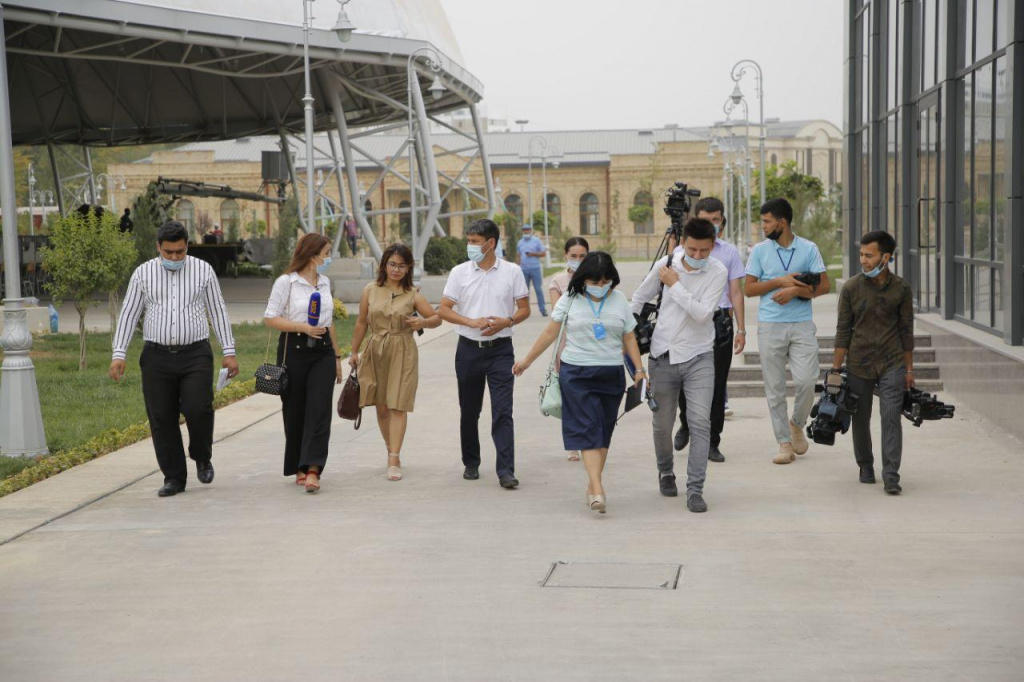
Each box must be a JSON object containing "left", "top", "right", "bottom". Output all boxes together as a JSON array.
[
  {"left": 333, "top": 298, "right": 349, "bottom": 320},
  {"left": 423, "top": 236, "right": 467, "bottom": 275}
]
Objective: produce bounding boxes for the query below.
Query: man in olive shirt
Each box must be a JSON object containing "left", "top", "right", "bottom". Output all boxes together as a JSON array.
[{"left": 832, "top": 231, "right": 915, "bottom": 495}]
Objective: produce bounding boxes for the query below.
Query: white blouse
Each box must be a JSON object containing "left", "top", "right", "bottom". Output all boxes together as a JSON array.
[{"left": 264, "top": 272, "right": 334, "bottom": 326}]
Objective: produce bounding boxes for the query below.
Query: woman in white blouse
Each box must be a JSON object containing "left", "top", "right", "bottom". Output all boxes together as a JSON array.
[{"left": 264, "top": 233, "right": 343, "bottom": 493}]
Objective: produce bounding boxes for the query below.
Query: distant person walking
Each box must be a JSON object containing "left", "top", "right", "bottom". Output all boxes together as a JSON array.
[
  {"left": 349, "top": 244, "right": 441, "bottom": 481},
  {"left": 517, "top": 224, "right": 548, "bottom": 316},
  {"left": 549, "top": 236, "right": 590, "bottom": 462},
  {"left": 263, "top": 233, "right": 343, "bottom": 493},
  {"left": 109, "top": 221, "right": 239, "bottom": 497},
  {"left": 344, "top": 215, "right": 358, "bottom": 255},
  {"left": 514, "top": 252, "right": 644, "bottom": 514}
]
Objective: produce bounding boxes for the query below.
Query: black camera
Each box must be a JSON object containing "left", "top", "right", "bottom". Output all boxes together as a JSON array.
[
  {"left": 794, "top": 272, "right": 821, "bottom": 286},
  {"left": 663, "top": 182, "right": 702, "bottom": 233},
  {"left": 901, "top": 388, "right": 955, "bottom": 427},
  {"left": 807, "top": 370, "right": 860, "bottom": 445},
  {"left": 634, "top": 304, "right": 657, "bottom": 355}
]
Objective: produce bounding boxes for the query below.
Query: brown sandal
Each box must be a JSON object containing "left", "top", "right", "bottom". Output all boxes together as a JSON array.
[
  {"left": 296, "top": 472, "right": 307, "bottom": 485},
  {"left": 304, "top": 470, "right": 320, "bottom": 493}
]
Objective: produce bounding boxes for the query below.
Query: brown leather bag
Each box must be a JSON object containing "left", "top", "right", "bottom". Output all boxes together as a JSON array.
[{"left": 337, "top": 369, "right": 362, "bottom": 429}]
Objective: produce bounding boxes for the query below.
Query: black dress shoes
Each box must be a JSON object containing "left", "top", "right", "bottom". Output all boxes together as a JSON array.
[
  {"left": 197, "top": 460, "right": 215, "bottom": 484},
  {"left": 158, "top": 480, "right": 186, "bottom": 497},
  {"left": 463, "top": 466, "right": 480, "bottom": 480},
  {"left": 687, "top": 493, "right": 708, "bottom": 513},
  {"left": 859, "top": 465, "right": 876, "bottom": 484},
  {"left": 884, "top": 478, "right": 902, "bottom": 495},
  {"left": 659, "top": 473, "right": 678, "bottom": 497},
  {"left": 674, "top": 427, "right": 690, "bottom": 451},
  {"left": 499, "top": 475, "right": 519, "bottom": 489},
  {"left": 708, "top": 447, "right": 726, "bottom": 463}
]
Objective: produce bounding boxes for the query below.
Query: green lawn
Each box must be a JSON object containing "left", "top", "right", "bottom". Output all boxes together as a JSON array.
[{"left": 0, "top": 318, "right": 355, "bottom": 480}]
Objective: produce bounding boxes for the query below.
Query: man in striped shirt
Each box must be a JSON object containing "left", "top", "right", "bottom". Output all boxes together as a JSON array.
[{"left": 109, "top": 221, "right": 238, "bottom": 497}]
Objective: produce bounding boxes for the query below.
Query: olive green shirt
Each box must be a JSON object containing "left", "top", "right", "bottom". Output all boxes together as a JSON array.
[{"left": 835, "top": 271, "right": 915, "bottom": 380}]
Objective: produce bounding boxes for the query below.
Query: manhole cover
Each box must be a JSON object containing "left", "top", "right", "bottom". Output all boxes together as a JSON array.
[{"left": 541, "top": 561, "right": 682, "bottom": 590}]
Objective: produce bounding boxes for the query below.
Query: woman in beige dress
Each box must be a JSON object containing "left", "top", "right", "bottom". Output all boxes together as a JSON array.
[{"left": 349, "top": 244, "right": 441, "bottom": 480}]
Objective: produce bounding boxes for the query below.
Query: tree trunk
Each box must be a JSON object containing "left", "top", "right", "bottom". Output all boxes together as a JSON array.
[{"left": 77, "top": 304, "right": 87, "bottom": 371}]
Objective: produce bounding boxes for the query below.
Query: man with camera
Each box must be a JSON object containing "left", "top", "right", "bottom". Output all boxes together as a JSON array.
[
  {"left": 831, "top": 230, "right": 914, "bottom": 494},
  {"left": 670, "top": 197, "right": 747, "bottom": 463},
  {"left": 631, "top": 218, "right": 728, "bottom": 513},
  {"left": 745, "top": 198, "right": 830, "bottom": 465}
]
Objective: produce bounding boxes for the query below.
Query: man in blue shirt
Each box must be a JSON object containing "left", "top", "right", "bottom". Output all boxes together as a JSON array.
[
  {"left": 745, "top": 198, "right": 830, "bottom": 465},
  {"left": 517, "top": 224, "right": 548, "bottom": 316}
]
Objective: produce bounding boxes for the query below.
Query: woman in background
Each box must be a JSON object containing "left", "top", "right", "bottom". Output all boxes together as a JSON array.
[{"left": 548, "top": 237, "right": 590, "bottom": 461}]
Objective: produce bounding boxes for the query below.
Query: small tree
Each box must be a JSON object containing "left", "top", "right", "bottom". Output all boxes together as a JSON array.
[
  {"left": 131, "top": 183, "right": 172, "bottom": 266},
  {"left": 272, "top": 196, "right": 300, "bottom": 277},
  {"left": 41, "top": 210, "right": 137, "bottom": 370},
  {"left": 494, "top": 212, "right": 519, "bottom": 259},
  {"left": 246, "top": 219, "right": 267, "bottom": 239}
]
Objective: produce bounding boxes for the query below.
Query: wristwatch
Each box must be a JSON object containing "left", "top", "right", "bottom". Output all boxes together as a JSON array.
[
  {"left": 508, "top": 317, "right": 515, "bottom": 328},
  {"left": 736, "top": 330, "right": 747, "bottom": 335}
]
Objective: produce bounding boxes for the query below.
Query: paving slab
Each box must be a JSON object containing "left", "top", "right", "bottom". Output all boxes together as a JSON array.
[{"left": 1, "top": 261, "right": 1021, "bottom": 682}]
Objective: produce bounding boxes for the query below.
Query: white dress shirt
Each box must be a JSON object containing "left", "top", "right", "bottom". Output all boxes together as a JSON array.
[
  {"left": 264, "top": 272, "right": 334, "bottom": 326},
  {"left": 112, "top": 256, "right": 235, "bottom": 360},
  {"left": 442, "top": 258, "right": 529, "bottom": 341},
  {"left": 630, "top": 254, "right": 728, "bottom": 364}
]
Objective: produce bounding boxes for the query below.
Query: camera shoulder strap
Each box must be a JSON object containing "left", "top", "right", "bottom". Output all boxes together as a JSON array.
[{"left": 654, "top": 251, "right": 674, "bottom": 313}]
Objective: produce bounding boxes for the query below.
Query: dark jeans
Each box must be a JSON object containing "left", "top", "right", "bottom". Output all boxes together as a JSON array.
[
  {"left": 455, "top": 336, "right": 516, "bottom": 478},
  {"left": 678, "top": 309, "right": 734, "bottom": 448},
  {"left": 346, "top": 236, "right": 357, "bottom": 254},
  {"left": 140, "top": 340, "right": 215, "bottom": 486},
  {"left": 277, "top": 333, "right": 335, "bottom": 476},
  {"left": 847, "top": 366, "right": 906, "bottom": 484}
]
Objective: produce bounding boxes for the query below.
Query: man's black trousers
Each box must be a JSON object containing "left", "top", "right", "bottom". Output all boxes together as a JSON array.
[
  {"left": 140, "top": 340, "right": 215, "bottom": 486},
  {"left": 455, "top": 336, "right": 516, "bottom": 478},
  {"left": 678, "top": 309, "right": 734, "bottom": 449}
]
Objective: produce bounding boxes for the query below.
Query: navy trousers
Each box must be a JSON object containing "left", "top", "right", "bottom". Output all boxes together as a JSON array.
[{"left": 455, "top": 336, "right": 516, "bottom": 478}]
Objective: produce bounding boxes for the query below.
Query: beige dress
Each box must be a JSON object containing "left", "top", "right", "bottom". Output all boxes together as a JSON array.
[{"left": 358, "top": 283, "right": 419, "bottom": 412}]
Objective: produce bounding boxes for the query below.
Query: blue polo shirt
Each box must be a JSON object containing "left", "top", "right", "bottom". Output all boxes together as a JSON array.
[
  {"left": 746, "top": 235, "right": 827, "bottom": 323},
  {"left": 517, "top": 235, "right": 545, "bottom": 271}
]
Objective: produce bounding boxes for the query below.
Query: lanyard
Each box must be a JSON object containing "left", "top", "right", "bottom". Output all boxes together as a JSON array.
[
  {"left": 776, "top": 246, "right": 796, "bottom": 272},
  {"left": 586, "top": 294, "right": 607, "bottom": 319}
]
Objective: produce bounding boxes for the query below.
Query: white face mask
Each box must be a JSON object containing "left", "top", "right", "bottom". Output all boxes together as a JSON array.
[{"left": 567, "top": 258, "right": 583, "bottom": 271}]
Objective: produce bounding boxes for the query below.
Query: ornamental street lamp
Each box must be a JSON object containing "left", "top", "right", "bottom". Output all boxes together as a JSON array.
[
  {"left": 527, "top": 135, "right": 560, "bottom": 267},
  {"left": 730, "top": 59, "right": 766, "bottom": 207},
  {"left": 95, "top": 173, "right": 127, "bottom": 214}
]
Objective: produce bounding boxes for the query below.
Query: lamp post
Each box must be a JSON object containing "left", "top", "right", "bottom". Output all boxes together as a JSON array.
[
  {"left": 406, "top": 47, "right": 445, "bottom": 278},
  {"left": 540, "top": 145, "right": 560, "bottom": 268},
  {"left": 730, "top": 59, "right": 766, "bottom": 207},
  {"left": 515, "top": 119, "right": 529, "bottom": 133},
  {"left": 527, "top": 135, "right": 557, "bottom": 267},
  {"left": 301, "top": 0, "right": 356, "bottom": 235},
  {"left": 95, "top": 173, "right": 127, "bottom": 214}
]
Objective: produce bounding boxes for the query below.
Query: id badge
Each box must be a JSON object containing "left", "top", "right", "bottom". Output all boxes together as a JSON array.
[{"left": 592, "top": 321, "right": 606, "bottom": 340}]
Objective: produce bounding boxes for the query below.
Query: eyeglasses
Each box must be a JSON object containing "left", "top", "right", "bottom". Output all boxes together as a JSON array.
[{"left": 386, "top": 261, "right": 409, "bottom": 271}]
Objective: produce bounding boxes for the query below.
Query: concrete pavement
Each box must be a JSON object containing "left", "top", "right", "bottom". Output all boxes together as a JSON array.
[{"left": 1, "top": 261, "right": 1022, "bottom": 681}]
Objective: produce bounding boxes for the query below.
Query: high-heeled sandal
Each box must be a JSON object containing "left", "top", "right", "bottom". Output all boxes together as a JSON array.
[
  {"left": 295, "top": 472, "right": 307, "bottom": 485},
  {"left": 387, "top": 454, "right": 402, "bottom": 481},
  {"left": 567, "top": 450, "right": 581, "bottom": 461},
  {"left": 304, "top": 470, "right": 320, "bottom": 493},
  {"left": 586, "top": 492, "right": 606, "bottom": 514}
]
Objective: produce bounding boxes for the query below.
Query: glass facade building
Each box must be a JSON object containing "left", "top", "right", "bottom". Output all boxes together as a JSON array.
[{"left": 844, "top": 0, "right": 1023, "bottom": 345}]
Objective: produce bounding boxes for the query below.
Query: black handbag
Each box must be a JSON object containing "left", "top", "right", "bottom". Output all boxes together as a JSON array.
[{"left": 254, "top": 332, "right": 289, "bottom": 395}]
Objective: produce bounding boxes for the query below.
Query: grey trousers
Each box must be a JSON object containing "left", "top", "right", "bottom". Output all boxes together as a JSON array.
[
  {"left": 847, "top": 366, "right": 905, "bottom": 484},
  {"left": 650, "top": 351, "right": 715, "bottom": 497},
  {"left": 758, "top": 320, "right": 820, "bottom": 444}
]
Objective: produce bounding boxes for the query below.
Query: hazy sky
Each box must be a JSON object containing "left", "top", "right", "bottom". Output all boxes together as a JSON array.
[{"left": 439, "top": 0, "right": 845, "bottom": 131}]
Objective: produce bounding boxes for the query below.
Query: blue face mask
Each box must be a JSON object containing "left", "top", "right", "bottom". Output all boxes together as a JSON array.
[
  {"left": 316, "top": 256, "right": 332, "bottom": 275},
  {"left": 161, "top": 257, "right": 185, "bottom": 272},
  {"left": 586, "top": 283, "right": 611, "bottom": 299},
  {"left": 864, "top": 256, "right": 889, "bottom": 278},
  {"left": 684, "top": 254, "right": 709, "bottom": 270},
  {"left": 467, "top": 244, "right": 486, "bottom": 263}
]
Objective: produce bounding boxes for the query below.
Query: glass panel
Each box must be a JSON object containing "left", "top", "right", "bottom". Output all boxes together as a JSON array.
[
  {"left": 923, "top": 0, "right": 936, "bottom": 88},
  {"left": 972, "top": 62, "right": 992, "bottom": 260},
  {"left": 961, "top": 74, "right": 973, "bottom": 257},
  {"left": 896, "top": 1, "right": 904, "bottom": 102},
  {"left": 937, "top": 0, "right": 948, "bottom": 81},
  {"left": 888, "top": 0, "right": 899, "bottom": 110},
  {"left": 862, "top": 132, "right": 870, "bottom": 236},
  {"left": 993, "top": 267, "right": 1003, "bottom": 331},
  {"left": 993, "top": 56, "right": 1008, "bottom": 262},
  {"left": 976, "top": 0, "right": 994, "bottom": 59},
  {"left": 955, "top": 263, "right": 966, "bottom": 315},
  {"left": 974, "top": 265, "right": 991, "bottom": 324},
  {"left": 996, "top": 0, "right": 1009, "bottom": 49},
  {"left": 887, "top": 114, "right": 899, "bottom": 234},
  {"left": 861, "top": 11, "right": 871, "bottom": 125}
]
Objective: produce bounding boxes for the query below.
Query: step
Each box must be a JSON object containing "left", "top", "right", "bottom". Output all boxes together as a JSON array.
[
  {"left": 727, "top": 378, "right": 944, "bottom": 399},
  {"left": 728, "top": 363, "right": 942, "bottom": 382},
  {"left": 815, "top": 334, "right": 932, "bottom": 348},
  {"left": 743, "top": 349, "right": 937, "bottom": 365}
]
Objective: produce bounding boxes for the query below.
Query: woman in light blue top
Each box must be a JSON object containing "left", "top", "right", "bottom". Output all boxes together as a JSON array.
[{"left": 514, "top": 252, "right": 644, "bottom": 514}]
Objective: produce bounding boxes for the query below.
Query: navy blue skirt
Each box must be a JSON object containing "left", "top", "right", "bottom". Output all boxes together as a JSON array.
[{"left": 559, "top": 362, "right": 626, "bottom": 451}]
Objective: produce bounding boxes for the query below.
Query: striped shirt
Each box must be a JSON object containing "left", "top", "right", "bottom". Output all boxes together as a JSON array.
[{"left": 112, "top": 256, "right": 236, "bottom": 360}]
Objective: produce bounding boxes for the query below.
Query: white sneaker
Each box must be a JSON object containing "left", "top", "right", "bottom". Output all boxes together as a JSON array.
[{"left": 724, "top": 402, "right": 734, "bottom": 419}]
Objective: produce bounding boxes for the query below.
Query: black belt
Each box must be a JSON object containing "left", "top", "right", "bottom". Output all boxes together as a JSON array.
[
  {"left": 714, "top": 307, "right": 732, "bottom": 319},
  {"left": 145, "top": 340, "right": 208, "bottom": 354},
  {"left": 459, "top": 336, "right": 512, "bottom": 349}
]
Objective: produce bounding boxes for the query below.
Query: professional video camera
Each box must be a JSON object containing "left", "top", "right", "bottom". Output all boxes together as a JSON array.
[
  {"left": 901, "top": 387, "right": 955, "bottom": 427},
  {"left": 806, "top": 369, "right": 860, "bottom": 445},
  {"left": 633, "top": 182, "right": 702, "bottom": 355}
]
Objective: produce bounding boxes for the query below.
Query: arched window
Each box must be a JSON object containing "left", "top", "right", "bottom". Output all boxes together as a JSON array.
[
  {"left": 439, "top": 198, "right": 451, "bottom": 234},
  {"left": 632, "top": 191, "right": 654, "bottom": 234},
  {"left": 505, "top": 194, "right": 523, "bottom": 226},
  {"left": 177, "top": 199, "right": 195, "bottom": 239},
  {"left": 770, "top": 153, "right": 778, "bottom": 165},
  {"left": 545, "top": 193, "right": 561, "bottom": 230},
  {"left": 219, "top": 199, "right": 240, "bottom": 235},
  {"left": 398, "top": 200, "right": 411, "bottom": 239},
  {"left": 362, "top": 199, "right": 378, "bottom": 235},
  {"left": 579, "top": 193, "right": 600, "bottom": 235}
]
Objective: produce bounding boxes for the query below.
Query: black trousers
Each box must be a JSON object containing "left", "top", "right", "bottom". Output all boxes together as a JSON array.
[
  {"left": 455, "top": 336, "right": 516, "bottom": 478},
  {"left": 678, "top": 309, "right": 734, "bottom": 448},
  {"left": 140, "top": 340, "right": 214, "bottom": 486},
  {"left": 277, "top": 333, "right": 335, "bottom": 476}
]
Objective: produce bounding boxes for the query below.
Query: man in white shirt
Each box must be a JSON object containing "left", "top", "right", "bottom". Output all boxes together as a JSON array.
[
  {"left": 109, "top": 221, "right": 238, "bottom": 497},
  {"left": 439, "top": 219, "right": 531, "bottom": 488},
  {"left": 631, "top": 218, "right": 727, "bottom": 512}
]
